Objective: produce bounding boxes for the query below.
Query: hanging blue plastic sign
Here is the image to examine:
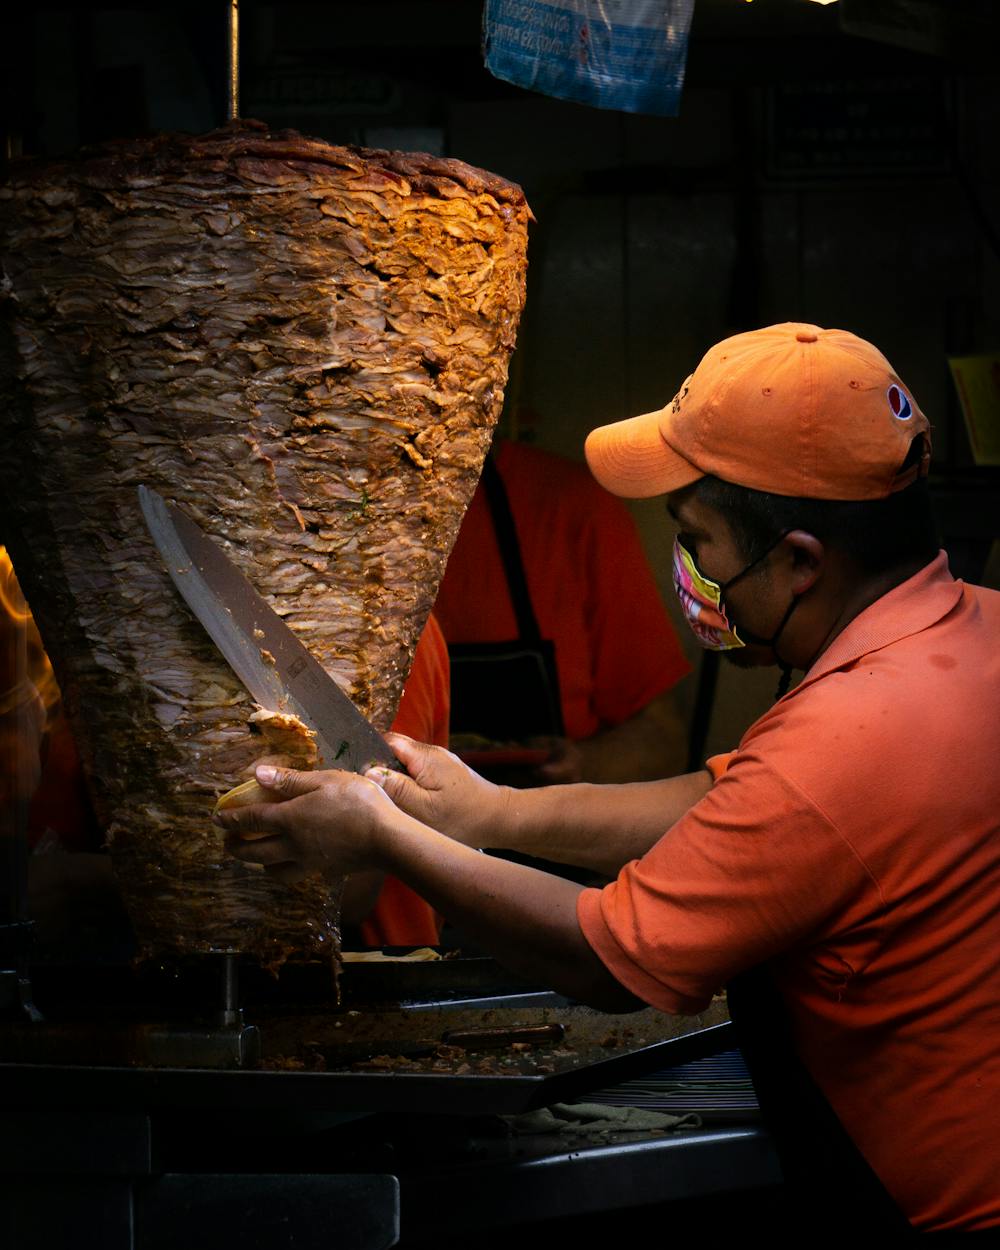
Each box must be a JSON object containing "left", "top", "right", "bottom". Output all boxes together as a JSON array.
[{"left": 482, "top": 0, "right": 696, "bottom": 118}]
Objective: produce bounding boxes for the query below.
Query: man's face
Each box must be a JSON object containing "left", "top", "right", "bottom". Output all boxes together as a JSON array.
[{"left": 666, "top": 484, "right": 784, "bottom": 669}]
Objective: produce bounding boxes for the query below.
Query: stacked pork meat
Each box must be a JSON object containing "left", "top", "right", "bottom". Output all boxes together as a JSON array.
[{"left": 0, "top": 122, "right": 530, "bottom": 965}]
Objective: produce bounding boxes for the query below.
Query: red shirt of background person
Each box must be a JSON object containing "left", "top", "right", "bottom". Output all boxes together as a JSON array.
[
  {"left": 356, "top": 614, "right": 448, "bottom": 947},
  {"left": 432, "top": 439, "right": 690, "bottom": 781}
]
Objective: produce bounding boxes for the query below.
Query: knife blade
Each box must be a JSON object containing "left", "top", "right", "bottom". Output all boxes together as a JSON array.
[{"left": 138, "top": 485, "right": 402, "bottom": 775}]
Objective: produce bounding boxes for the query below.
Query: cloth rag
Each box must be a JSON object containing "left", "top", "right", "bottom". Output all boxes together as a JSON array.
[{"left": 503, "top": 1101, "right": 700, "bottom": 1137}]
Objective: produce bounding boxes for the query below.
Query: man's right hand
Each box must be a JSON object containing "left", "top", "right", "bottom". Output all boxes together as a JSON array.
[{"left": 367, "top": 734, "right": 511, "bottom": 849}]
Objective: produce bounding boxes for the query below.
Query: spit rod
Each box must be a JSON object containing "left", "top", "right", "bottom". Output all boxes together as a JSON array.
[
  {"left": 226, "top": 0, "right": 240, "bottom": 122},
  {"left": 218, "top": 952, "right": 240, "bottom": 1027}
]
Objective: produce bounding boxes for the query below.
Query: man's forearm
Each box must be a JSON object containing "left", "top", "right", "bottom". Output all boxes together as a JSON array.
[
  {"left": 370, "top": 737, "right": 713, "bottom": 879},
  {"left": 575, "top": 689, "right": 689, "bottom": 784},
  {"left": 374, "top": 812, "right": 642, "bottom": 1011},
  {"left": 489, "top": 769, "right": 713, "bottom": 876}
]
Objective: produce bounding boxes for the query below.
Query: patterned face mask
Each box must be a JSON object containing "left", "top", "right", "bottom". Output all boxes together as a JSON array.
[
  {"left": 672, "top": 539, "right": 745, "bottom": 650},
  {"left": 671, "top": 530, "right": 794, "bottom": 652}
]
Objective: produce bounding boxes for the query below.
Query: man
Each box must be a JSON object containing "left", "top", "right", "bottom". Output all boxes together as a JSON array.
[
  {"left": 433, "top": 438, "right": 690, "bottom": 783},
  {"left": 216, "top": 324, "right": 1000, "bottom": 1234}
]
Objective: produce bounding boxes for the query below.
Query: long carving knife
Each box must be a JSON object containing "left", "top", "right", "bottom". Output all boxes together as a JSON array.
[{"left": 138, "top": 485, "right": 402, "bottom": 775}]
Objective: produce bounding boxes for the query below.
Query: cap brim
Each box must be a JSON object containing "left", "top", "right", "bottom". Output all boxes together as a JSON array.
[{"left": 584, "top": 407, "right": 704, "bottom": 499}]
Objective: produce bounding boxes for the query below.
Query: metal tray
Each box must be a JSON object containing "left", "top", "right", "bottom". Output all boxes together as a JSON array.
[{"left": 0, "top": 1002, "right": 732, "bottom": 1116}]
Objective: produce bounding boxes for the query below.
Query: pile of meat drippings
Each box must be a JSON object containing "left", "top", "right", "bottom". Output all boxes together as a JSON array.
[{"left": 0, "top": 122, "right": 530, "bottom": 966}]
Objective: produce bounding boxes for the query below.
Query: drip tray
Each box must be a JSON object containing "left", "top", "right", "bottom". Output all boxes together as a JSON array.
[{"left": 0, "top": 1000, "right": 731, "bottom": 1116}]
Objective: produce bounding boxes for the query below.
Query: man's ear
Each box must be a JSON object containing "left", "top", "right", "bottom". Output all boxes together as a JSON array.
[{"left": 783, "top": 530, "right": 824, "bottom": 595}]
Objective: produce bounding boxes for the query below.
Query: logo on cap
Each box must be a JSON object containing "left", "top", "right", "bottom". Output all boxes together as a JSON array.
[
  {"left": 887, "top": 384, "right": 913, "bottom": 421},
  {"left": 671, "top": 379, "right": 691, "bottom": 415}
]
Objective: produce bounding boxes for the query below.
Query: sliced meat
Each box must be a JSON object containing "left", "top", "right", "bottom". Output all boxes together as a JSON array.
[{"left": 0, "top": 121, "right": 530, "bottom": 965}]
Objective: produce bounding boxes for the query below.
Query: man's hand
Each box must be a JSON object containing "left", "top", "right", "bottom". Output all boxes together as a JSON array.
[
  {"left": 366, "top": 734, "right": 511, "bottom": 848},
  {"left": 531, "top": 736, "right": 585, "bottom": 785},
  {"left": 215, "top": 765, "right": 396, "bottom": 885},
  {"left": 216, "top": 755, "right": 648, "bottom": 1014},
  {"left": 565, "top": 689, "right": 688, "bottom": 785}
]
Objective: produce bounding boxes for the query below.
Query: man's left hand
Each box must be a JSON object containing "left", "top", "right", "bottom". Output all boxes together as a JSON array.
[
  {"left": 531, "top": 736, "right": 585, "bottom": 785},
  {"left": 214, "top": 765, "right": 396, "bottom": 884}
]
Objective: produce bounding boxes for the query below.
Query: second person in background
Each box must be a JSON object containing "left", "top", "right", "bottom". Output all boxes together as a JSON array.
[{"left": 433, "top": 438, "right": 690, "bottom": 785}]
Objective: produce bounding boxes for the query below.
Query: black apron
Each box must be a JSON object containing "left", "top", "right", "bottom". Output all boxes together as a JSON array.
[{"left": 447, "top": 454, "right": 564, "bottom": 745}]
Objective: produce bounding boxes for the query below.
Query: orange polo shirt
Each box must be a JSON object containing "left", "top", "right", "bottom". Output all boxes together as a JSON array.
[
  {"left": 358, "top": 613, "right": 449, "bottom": 947},
  {"left": 578, "top": 553, "right": 1000, "bottom": 1232},
  {"left": 433, "top": 440, "right": 690, "bottom": 740}
]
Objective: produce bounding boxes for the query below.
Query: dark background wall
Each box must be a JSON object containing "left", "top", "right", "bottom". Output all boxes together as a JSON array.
[{"left": 3, "top": 0, "right": 998, "bottom": 750}]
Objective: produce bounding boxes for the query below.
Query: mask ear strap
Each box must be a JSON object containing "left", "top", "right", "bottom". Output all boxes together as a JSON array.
[
  {"left": 774, "top": 664, "right": 794, "bottom": 701},
  {"left": 742, "top": 589, "right": 801, "bottom": 692},
  {"left": 720, "top": 528, "right": 793, "bottom": 594}
]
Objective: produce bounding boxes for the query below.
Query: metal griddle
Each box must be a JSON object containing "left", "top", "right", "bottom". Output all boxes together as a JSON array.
[
  {"left": 0, "top": 956, "right": 732, "bottom": 1116},
  {"left": 255, "top": 999, "right": 732, "bottom": 1112}
]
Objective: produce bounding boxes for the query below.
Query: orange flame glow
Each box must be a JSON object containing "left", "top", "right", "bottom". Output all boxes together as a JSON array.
[{"left": 0, "top": 545, "right": 62, "bottom": 718}]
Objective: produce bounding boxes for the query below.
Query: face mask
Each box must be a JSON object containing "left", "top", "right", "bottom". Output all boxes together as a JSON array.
[
  {"left": 671, "top": 530, "right": 795, "bottom": 653},
  {"left": 672, "top": 540, "right": 745, "bottom": 650}
]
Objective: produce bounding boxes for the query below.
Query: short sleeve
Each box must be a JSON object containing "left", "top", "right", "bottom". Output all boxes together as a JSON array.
[
  {"left": 705, "top": 751, "right": 737, "bottom": 782},
  {"left": 577, "top": 753, "right": 882, "bottom": 1014}
]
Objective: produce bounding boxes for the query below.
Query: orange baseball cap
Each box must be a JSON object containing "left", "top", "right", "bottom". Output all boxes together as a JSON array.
[{"left": 585, "top": 323, "right": 932, "bottom": 501}]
